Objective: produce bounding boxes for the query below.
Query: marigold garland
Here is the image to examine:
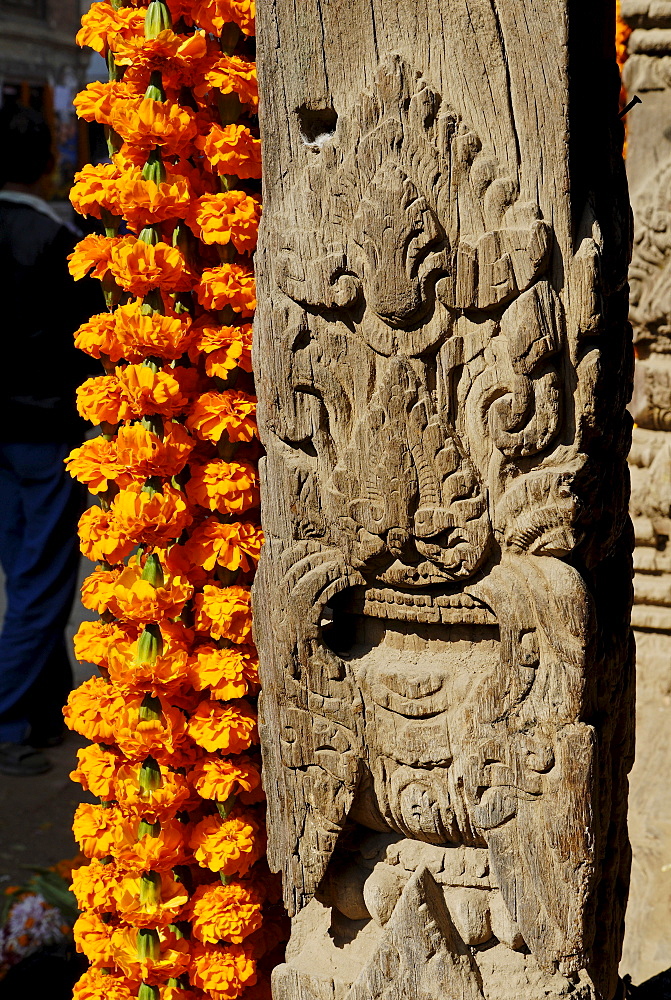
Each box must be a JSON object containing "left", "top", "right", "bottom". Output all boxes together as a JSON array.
[{"left": 67, "top": 3, "right": 285, "bottom": 997}]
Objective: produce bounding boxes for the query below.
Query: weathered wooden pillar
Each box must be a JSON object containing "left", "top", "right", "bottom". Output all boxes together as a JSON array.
[
  {"left": 252, "top": 4, "right": 633, "bottom": 999},
  {"left": 619, "top": 1, "right": 671, "bottom": 983}
]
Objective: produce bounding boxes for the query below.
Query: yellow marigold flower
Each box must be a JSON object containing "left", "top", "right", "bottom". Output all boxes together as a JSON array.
[
  {"left": 190, "top": 809, "right": 263, "bottom": 876},
  {"left": 70, "top": 743, "right": 119, "bottom": 799},
  {"left": 112, "top": 759, "right": 192, "bottom": 821},
  {"left": 73, "top": 910, "right": 116, "bottom": 968},
  {"left": 189, "top": 644, "right": 259, "bottom": 700},
  {"left": 73, "top": 619, "right": 132, "bottom": 668},
  {"left": 186, "top": 191, "right": 261, "bottom": 252},
  {"left": 186, "top": 389, "right": 257, "bottom": 444},
  {"left": 204, "top": 55, "right": 258, "bottom": 109},
  {"left": 182, "top": 519, "right": 263, "bottom": 573},
  {"left": 73, "top": 313, "right": 124, "bottom": 362},
  {"left": 196, "top": 263, "right": 256, "bottom": 315},
  {"left": 107, "top": 638, "right": 191, "bottom": 701},
  {"left": 72, "top": 967, "right": 135, "bottom": 1000},
  {"left": 190, "top": 321, "right": 252, "bottom": 377},
  {"left": 193, "top": 584, "right": 253, "bottom": 643},
  {"left": 76, "top": 2, "right": 145, "bottom": 55},
  {"left": 73, "top": 803, "right": 128, "bottom": 860},
  {"left": 64, "top": 675, "right": 123, "bottom": 743},
  {"left": 116, "top": 420, "right": 194, "bottom": 479},
  {"left": 189, "top": 754, "right": 261, "bottom": 803},
  {"left": 197, "top": 123, "right": 262, "bottom": 181},
  {"left": 70, "top": 859, "right": 124, "bottom": 915},
  {"left": 190, "top": 0, "right": 255, "bottom": 37},
  {"left": 112, "top": 815, "right": 191, "bottom": 872},
  {"left": 111, "top": 481, "right": 192, "bottom": 547},
  {"left": 103, "top": 561, "right": 193, "bottom": 623},
  {"left": 77, "top": 506, "right": 134, "bottom": 566},
  {"left": 68, "top": 233, "right": 128, "bottom": 282},
  {"left": 110, "top": 96, "right": 198, "bottom": 157},
  {"left": 186, "top": 459, "right": 259, "bottom": 514},
  {"left": 113, "top": 300, "right": 194, "bottom": 361},
  {"left": 113, "top": 870, "right": 188, "bottom": 928},
  {"left": 65, "top": 436, "right": 130, "bottom": 495},
  {"left": 187, "top": 698, "right": 257, "bottom": 754},
  {"left": 109, "top": 238, "right": 193, "bottom": 296},
  {"left": 110, "top": 924, "right": 191, "bottom": 982},
  {"left": 73, "top": 81, "right": 138, "bottom": 125},
  {"left": 76, "top": 374, "right": 132, "bottom": 426},
  {"left": 71, "top": 163, "right": 123, "bottom": 220},
  {"left": 189, "top": 881, "right": 262, "bottom": 945}
]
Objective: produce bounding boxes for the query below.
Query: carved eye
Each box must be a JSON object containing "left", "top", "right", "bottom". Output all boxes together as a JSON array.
[{"left": 296, "top": 105, "right": 338, "bottom": 146}]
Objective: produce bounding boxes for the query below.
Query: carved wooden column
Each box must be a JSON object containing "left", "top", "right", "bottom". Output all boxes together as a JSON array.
[
  {"left": 619, "top": 1, "right": 671, "bottom": 983},
  {"left": 252, "top": 4, "right": 633, "bottom": 999}
]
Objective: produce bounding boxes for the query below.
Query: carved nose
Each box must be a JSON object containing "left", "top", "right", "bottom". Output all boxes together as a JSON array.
[
  {"left": 387, "top": 527, "right": 411, "bottom": 557},
  {"left": 369, "top": 269, "right": 424, "bottom": 327}
]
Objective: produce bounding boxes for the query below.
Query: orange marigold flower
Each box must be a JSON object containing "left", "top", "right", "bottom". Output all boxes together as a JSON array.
[
  {"left": 196, "top": 264, "right": 256, "bottom": 315},
  {"left": 64, "top": 675, "right": 123, "bottom": 743},
  {"left": 76, "top": 374, "right": 132, "bottom": 425},
  {"left": 73, "top": 81, "right": 139, "bottom": 125},
  {"left": 76, "top": 2, "right": 145, "bottom": 55},
  {"left": 196, "top": 123, "right": 261, "bottom": 180},
  {"left": 193, "top": 585, "right": 253, "bottom": 643},
  {"left": 111, "top": 481, "right": 192, "bottom": 547},
  {"left": 104, "top": 561, "right": 193, "bottom": 623},
  {"left": 190, "top": 810, "right": 263, "bottom": 877},
  {"left": 110, "top": 97, "right": 198, "bottom": 157},
  {"left": 77, "top": 505, "right": 134, "bottom": 566},
  {"left": 113, "top": 300, "right": 195, "bottom": 361},
  {"left": 188, "top": 881, "right": 262, "bottom": 945},
  {"left": 73, "top": 910, "right": 116, "bottom": 968},
  {"left": 107, "top": 636, "right": 191, "bottom": 700},
  {"left": 110, "top": 691, "right": 191, "bottom": 764},
  {"left": 190, "top": 321, "right": 252, "bottom": 377},
  {"left": 189, "top": 754, "right": 261, "bottom": 803},
  {"left": 187, "top": 460, "right": 259, "bottom": 515},
  {"left": 65, "top": 436, "right": 130, "bottom": 495},
  {"left": 115, "top": 364, "right": 190, "bottom": 418},
  {"left": 113, "top": 870, "right": 188, "bottom": 928},
  {"left": 74, "top": 313, "right": 124, "bottom": 363},
  {"left": 71, "top": 163, "right": 123, "bottom": 219},
  {"left": 115, "top": 168, "right": 193, "bottom": 230},
  {"left": 204, "top": 56, "right": 258, "bottom": 109},
  {"left": 186, "top": 191, "right": 261, "bottom": 252},
  {"left": 189, "top": 644, "right": 259, "bottom": 700},
  {"left": 80, "top": 566, "right": 121, "bottom": 615},
  {"left": 68, "top": 233, "right": 128, "bottom": 282},
  {"left": 73, "top": 967, "right": 135, "bottom": 1000},
  {"left": 70, "top": 743, "right": 119, "bottom": 799},
  {"left": 110, "top": 923, "right": 191, "bottom": 983},
  {"left": 109, "top": 238, "right": 193, "bottom": 296},
  {"left": 182, "top": 519, "right": 263, "bottom": 573},
  {"left": 190, "top": 0, "right": 255, "bottom": 37},
  {"left": 187, "top": 698, "right": 257, "bottom": 754},
  {"left": 73, "top": 803, "right": 128, "bottom": 859},
  {"left": 112, "top": 816, "right": 191, "bottom": 872},
  {"left": 113, "top": 28, "right": 212, "bottom": 95},
  {"left": 73, "top": 619, "right": 133, "bottom": 668},
  {"left": 70, "top": 859, "right": 124, "bottom": 915},
  {"left": 116, "top": 420, "right": 195, "bottom": 478},
  {"left": 186, "top": 389, "right": 256, "bottom": 445},
  {"left": 112, "top": 759, "right": 192, "bottom": 821}
]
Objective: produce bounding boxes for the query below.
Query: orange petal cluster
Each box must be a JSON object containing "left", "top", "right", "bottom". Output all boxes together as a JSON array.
[{"left": 68, "top": 2, "right": 279, "bottom": 997}]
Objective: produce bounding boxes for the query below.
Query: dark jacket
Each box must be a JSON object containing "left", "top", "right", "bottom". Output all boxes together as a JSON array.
[{"left": 0, "top": 196, "right": 102, "bottom": 442}]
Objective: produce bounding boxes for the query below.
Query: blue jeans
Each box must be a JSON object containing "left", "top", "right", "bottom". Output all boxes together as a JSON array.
[{"left": 0, "top": 442, "right": 85, "bottom": 743}]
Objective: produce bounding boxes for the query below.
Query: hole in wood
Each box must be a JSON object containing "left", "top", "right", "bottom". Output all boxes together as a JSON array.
[{"left": 297, "top": 105, "right": 338, "bottom": 145}]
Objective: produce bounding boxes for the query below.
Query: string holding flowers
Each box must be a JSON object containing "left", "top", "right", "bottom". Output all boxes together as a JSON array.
[{"left": 66, "top": 1, "right": 286, "bottom": 998}]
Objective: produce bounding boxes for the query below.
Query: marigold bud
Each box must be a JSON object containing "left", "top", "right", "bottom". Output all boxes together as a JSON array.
[
  {"left": 137, "top": 927, "right": 160, "bottom": 961},
  {"left": 136, "top": 624, "right": 164, "bottom": 665}
]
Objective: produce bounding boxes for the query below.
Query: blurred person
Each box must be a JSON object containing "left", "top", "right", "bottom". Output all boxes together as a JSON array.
[{"left": 0, "top": 104, "right": 101, "bottom": 776}]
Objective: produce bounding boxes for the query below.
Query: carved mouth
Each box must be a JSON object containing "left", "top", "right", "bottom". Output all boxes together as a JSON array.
[{"left": 354, "top": 585, "right": 497, "bottom": 626}]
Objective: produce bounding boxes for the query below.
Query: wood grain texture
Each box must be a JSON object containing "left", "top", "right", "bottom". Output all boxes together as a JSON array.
[
  {"left": 252, "top": 3, "right": 633, "bottom": 998},
  {"left": 620, "top": 4, "right": 671, "bottom": 983}
]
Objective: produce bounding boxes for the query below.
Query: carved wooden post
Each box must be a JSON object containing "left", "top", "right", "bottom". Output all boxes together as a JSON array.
[
  {"left": 620, "top": 1, "right": 671, "bottom": 983},
  {"left": 252, "top": 4, "right": 633, "bottom": 999}
]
